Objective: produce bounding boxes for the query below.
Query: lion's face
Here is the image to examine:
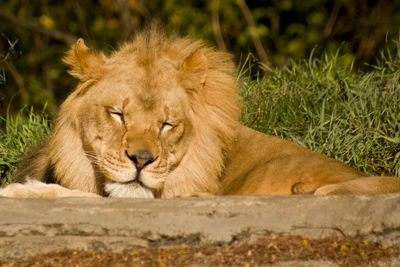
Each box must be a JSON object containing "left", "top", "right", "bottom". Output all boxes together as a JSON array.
[
  {"left": 77, "top": 57, "right": 193, "bottom": 195},
  {"left": 61, "top": 34, "right": 239, "bottom": 198}
]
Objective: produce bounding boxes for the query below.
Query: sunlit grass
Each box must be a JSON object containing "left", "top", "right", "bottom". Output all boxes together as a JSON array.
[
  {"left": 240, "top": 49, "right": 400, "bottom": 177},
  {"left": 0, "top": 107, "right": 51, "bottom": 185}
]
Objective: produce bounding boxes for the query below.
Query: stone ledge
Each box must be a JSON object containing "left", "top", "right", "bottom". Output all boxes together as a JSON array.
[{"left": 1, "top": 194, "right": 399, "bottom": 261}]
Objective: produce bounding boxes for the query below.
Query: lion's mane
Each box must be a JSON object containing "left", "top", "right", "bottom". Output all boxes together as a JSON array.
[{"left": 14, "top": 28, "right": 240, "bottom": 198}]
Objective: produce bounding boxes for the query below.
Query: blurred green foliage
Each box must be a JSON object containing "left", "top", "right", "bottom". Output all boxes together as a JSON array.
[{"left": 1, "top": 0, "right": 400, "bottom": 116}]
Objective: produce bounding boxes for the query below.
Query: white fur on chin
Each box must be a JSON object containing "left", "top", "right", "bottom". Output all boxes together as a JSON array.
[{"left": 104, "top": 182, "right": 154, "bottom": 198}]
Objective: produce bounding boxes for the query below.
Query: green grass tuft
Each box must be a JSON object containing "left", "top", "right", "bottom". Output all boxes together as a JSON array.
[
  {"left": 240, "top": 49, "right": 400, "bottom": 177},
  {"left": 0, "top": 107, "right": 51, "bottom": 185}
]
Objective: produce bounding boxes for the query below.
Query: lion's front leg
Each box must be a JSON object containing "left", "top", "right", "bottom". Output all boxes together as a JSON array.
[{"left": 0, "top": 179, "right": 101, "bottom": 198}]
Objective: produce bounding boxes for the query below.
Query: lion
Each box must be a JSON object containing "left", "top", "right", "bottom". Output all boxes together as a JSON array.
[{"left": 1, "top": 28, "right": 399, "bottom": 198}]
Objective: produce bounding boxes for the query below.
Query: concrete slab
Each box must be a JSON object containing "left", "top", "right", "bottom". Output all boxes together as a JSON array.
[{"left": 1, "top": 194, "right": 399, "bottom": 262}]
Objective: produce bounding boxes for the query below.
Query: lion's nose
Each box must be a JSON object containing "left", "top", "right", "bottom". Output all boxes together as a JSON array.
[{"left": 125, "top": 150, "right": 155, "bottom": 170}]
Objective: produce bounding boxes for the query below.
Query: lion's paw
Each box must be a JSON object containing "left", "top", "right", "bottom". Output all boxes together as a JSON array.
[
  {"left": 0, "top": 180, "right": 101, "bottom": 198},
  {"left": 314, "top": 184, "right": 351, "bottom": 195}
]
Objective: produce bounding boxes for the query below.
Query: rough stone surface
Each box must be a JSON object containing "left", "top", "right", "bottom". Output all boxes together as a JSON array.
[{"left": 0, "top": 193, "right": 400, "bottom": 262}]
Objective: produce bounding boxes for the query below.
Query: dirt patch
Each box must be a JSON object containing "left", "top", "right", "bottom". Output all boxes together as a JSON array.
[{"left": 3, "top": 235, "right": 400, "bottom": 266}]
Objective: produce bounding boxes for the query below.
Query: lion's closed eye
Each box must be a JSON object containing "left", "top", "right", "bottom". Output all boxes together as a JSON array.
[
  {"left": 109, "top": 109, "right": 125, "bottom": 124},
  {"left": 160, "top": 120, "right": 178, "bottom": 132},
  {"left": 161, "top": 122, "right": 175, "bottom": 131}
]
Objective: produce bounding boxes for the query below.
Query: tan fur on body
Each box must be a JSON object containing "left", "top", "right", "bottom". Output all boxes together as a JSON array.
[{"left": 1, "top": 27, "right": 399, "bottom": 198}]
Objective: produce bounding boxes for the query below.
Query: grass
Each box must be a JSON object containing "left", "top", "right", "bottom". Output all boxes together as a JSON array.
[
  {"left": 0, "top": 106, "right": 51, "bottom": 185},
  {"left": 1, "top": 45, "right": 400, "bottom": 186},
  {"left": 239, "top": 48, "right": 400, "bottom": 177}
]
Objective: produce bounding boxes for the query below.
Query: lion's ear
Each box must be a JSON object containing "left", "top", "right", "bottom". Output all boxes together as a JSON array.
[
  {"left": 63, "top": 38, "right": 106, "bottom": 81},
  {"left": 180, "top": 50, "right": 208, "bottom": 90}
]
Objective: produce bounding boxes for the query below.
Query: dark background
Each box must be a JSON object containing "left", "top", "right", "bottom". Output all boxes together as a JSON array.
[{"left": 1, "top": 0, "right": 400, "bottom": 117}]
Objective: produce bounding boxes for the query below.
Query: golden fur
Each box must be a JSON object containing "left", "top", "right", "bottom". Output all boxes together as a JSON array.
[{"left": 1, "top": 28, "right": 399, "bottom": 198}]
